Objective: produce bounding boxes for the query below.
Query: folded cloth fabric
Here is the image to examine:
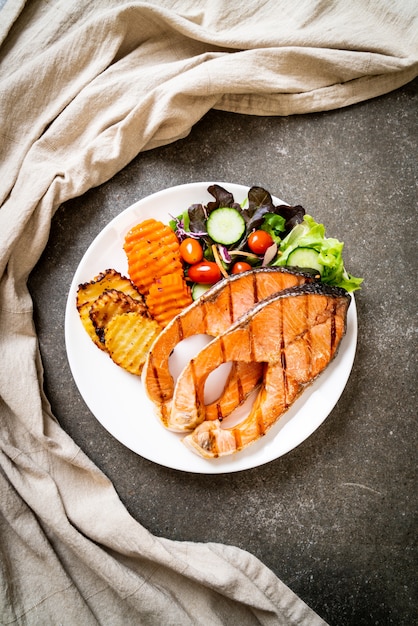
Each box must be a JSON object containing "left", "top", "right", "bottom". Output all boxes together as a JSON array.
[{"left": 0, "top": 0, "right": 416, "bottom": 623}]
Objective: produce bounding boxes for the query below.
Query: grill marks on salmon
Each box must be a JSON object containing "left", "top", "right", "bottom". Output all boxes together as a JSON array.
[
  {"left": 175, "top": 284, "right": 350, "bottom": 457},
  {"left": 204, "top": 361, "right": 264, "bottom": 422},
  {"left": 142, "top": 267, "right": 317, "bottom": 427}
]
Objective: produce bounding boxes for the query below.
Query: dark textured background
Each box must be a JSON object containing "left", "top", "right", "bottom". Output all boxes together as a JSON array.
[{"left": 29, "top": 78, "right": 417, "bottom": 626}]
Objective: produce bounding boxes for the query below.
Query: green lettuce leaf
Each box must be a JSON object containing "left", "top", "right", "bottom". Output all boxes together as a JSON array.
[
  {"left": 260, "top": 212, "right": 286, "bottom": 244},
  {"left": 274, "top": 215, "right": 363, "bottom": 292}
]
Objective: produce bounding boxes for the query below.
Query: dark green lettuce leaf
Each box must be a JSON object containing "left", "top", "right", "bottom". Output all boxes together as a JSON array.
[
  {"left": 188, "top": 203, "right": 207, "bottom": 234},
  {"left": 247, "top": 186, "right": 275, "bottom": 212},
  {"left": 278, "top": 204, "right": 306, "bottom": 235},
  {"left": 207, "top": 184, "right": 240, "bottom": 213},
  {"left": 242, "top": 186, "right": 305, "bottom": 237}
]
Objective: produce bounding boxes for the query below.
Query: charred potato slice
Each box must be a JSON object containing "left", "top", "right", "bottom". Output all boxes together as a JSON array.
[
  {"left": 78, "top": 302, "right": 104, "bottom": 348},
  {"left": 89, "top": 289, "right": 148, "bottom": 345},
  {"left": 104, "top": 311, "right": 161, "bottom": 375},
  {"left": 76, "top": 268, "right": 143, "bottom": 308},
  {"left": 76, "top": 269, "right": 145, "bottom": 349},
  {"left": 76, "top": 269, "right": 143, "bottom": 309}
]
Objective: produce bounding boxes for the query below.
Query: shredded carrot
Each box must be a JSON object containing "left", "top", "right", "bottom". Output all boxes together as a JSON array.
[
  {"left": 124, "top": 219, "right": 183, "bottom": 294},
  {"left": 146, "top": 274, "right": 193, "bottom": 328}
]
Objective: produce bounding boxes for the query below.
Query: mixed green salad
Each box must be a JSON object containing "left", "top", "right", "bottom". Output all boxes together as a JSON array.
[{"left": 170, "top": 184, "right": 363, "bottom": 297}]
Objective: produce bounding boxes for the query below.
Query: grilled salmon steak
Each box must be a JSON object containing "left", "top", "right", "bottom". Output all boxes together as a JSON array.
[
  {"left": 173, "top": 283, "right": 351, "bottom": 457},
  {"left": 142, "top": 267, "right": 318, "bottom": 427}
]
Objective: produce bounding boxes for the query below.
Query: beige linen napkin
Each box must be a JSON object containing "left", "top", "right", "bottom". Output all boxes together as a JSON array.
[{"left": 0, "top": 1, "right": 416, "bottom": 623}]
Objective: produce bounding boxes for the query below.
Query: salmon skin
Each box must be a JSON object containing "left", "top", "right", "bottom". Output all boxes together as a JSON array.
[
  {"left": 173, "top": 283, "right": 351, "bottom": 457},
  {"left": 142, "top": 267, "right": 318, "bottom": 427}
]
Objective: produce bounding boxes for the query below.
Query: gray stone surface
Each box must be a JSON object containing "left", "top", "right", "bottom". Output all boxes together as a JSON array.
[{"left": 28, "top": 78, "right": 417, "bottom": 625}]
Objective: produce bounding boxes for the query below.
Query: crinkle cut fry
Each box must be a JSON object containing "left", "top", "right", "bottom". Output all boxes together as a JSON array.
[
  {"left": 76, "top": 269, "right": 144, "bottom": 349},
  {"left": 105, "top": 311, "right": 161, "bottom": 375},
  {"left": 124, "top": 218, "right": 183, "bottom": 294},
  {"left": 146, "top": 274, "right": 193, "bottom": 328}
]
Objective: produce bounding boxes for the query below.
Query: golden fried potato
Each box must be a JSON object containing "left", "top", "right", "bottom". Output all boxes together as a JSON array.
[
  {"left": 76, "top": 269, "right": 144, "bottom": 349},
  {"left": 104, "top": 311, "right": 161, "bottom": 375},
  {"left": 89, "top": 289, "right": 148, "bottom": 346}
]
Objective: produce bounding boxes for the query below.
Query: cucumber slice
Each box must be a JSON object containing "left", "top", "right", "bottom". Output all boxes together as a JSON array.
[
  {"left": 206, "top": 207, "right": 245, "bottom": 245},
  {"left": 192, "top": 283, "right": 212, "bottom": 300},
  {"left": 287, "top": 248, "right": 323, "bottom": 273}
]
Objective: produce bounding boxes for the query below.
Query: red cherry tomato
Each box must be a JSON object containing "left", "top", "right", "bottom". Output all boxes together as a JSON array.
[
  {"left": 188, "top": 261, "right": 221, "bottom": 284},
  {"left": 231, "top": 261, "right": 252, "bottom": 274},
  {"left": 179, "top": 238, "right": 203, "bottom": 264},
  {"left": 247, "top": 230, "right": 274, "bottom": 254}
]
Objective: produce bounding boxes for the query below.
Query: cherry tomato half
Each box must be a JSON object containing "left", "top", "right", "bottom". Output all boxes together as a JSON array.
[
  {"left": 179, "top": 237, "right": 203, "bottom": 264},
  {"left": 188, "top": 261, "right": 221, "bottom": 284},
  {"left": 231, "top": 261, "right": 252, "bottom": 274},
  {"left": 247, "top": 230, "right": 274, "bottom": 255}
]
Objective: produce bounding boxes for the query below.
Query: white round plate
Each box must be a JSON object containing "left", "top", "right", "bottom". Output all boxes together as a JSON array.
[{"left": 65, "top": 182, "right": 357, "bottom": 474}]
